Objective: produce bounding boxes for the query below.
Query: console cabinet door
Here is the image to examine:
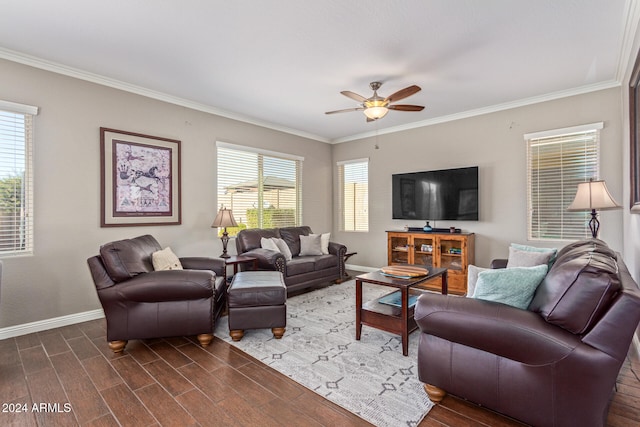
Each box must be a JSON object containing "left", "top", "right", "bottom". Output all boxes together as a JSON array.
[{"left": 386, "top": 231, "right": 475, "bottom": 295}]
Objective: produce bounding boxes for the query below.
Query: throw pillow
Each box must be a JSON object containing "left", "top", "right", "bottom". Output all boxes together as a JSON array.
[
  {"left": 311, "top": 232, "right": 331, "bottom": 254},
  {"left": 272, "top": 237, "right": 293, "bottom": 261},
  {"left": 260, "top": 237, "right": 281, "bottom": 253},
  {"left": 472, "top": 264, "right": 548, "bottom": 310},
  {"left": 506, "top": 246, "right": 554, "bottom": 268},
  {"left": 151, "top": 247, "right": 183, "bottom": 271},
  {"left": 467, "top": 264, "right": 488, "bottom": 297},
  {"left": 299, "top": 234, "right": 323, "bottom": 256},
  {"left": 510, "top": 243, "right": 557, "bottom": 267}
]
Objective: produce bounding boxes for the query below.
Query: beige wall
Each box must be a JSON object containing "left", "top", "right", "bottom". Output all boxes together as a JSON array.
[
  {"left": 332, "top": 88, "right": 624, "bottom": 270},
  {"left": 0, "top": 59, "right": 333, "bottom": 328},
  {"left": 0, "top": 56, "right": 630, "bottom": 330}
]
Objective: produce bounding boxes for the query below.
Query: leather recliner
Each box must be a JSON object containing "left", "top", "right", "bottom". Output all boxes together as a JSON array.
[
  {"left": 87, "top": 234, "right": 227, "bottom": 353},
  {"left": 415, "top": 238, "right": 640, "bottom": 427}
]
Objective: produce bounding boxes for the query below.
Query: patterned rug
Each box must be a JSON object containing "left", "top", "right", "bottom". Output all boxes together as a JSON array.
[{"left": 214, "top": 280, "right": 433, "bottom": 427}]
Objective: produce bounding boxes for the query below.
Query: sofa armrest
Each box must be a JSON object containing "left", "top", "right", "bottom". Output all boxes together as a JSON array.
[
  {"left": 180, "top": 257, "right": 225, "bottom": 276},
  {"left": 414, "top": 293, "right": 581, "bottom": 365},
  {"left": 112, "top": 270, "right": 215, "bottom": 302},
  {"left": 328, "top": 241, "right": 347, "bottom": 256},
  {"left": 490, "top": 258, "right": 508, "bottom": 269},
  {"left": 240, "top": 248, "right": 286, "bottom": 273}
]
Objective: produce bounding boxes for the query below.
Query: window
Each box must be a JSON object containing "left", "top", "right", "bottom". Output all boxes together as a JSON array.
[
  {"left": 216, "top": 142, "right": 302, "bottom": 230},
  {"left": 526, "top": 122, "right": 602, "bottom": 241},
  {"left": 0, "top": 101, "right": 37, "bottom": 256},
  {"left": 338, "top": 158, "right": 369, "bottom": 232}
]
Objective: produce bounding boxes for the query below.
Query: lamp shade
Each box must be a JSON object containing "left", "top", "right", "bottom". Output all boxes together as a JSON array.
[
  {"left": 211, "top": 207, "right": 238, "bottom": 228},
  {"left": 567, "top": 180, "right": 621, "bottom": 211}
]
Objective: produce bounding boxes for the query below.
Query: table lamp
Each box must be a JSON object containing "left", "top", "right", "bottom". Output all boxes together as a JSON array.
[
  {"left": 211, "top": 206, "right": 237, "bottom": 258},
  {"left": 567, "top": 179, "right": 621, "bottom": 238}
]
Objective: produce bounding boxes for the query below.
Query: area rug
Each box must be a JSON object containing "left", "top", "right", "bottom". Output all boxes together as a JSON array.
[{"left": 214, "top": 280, "right": 433, "bottom": 427}]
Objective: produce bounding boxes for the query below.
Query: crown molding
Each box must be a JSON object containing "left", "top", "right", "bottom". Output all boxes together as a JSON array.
[
  {"left": 0, "top": 46, "right": 624, "bottom": 145},
  {"left": 0, "top": 47, "right": 329, "bottom": 143},
  {"left": 331, "top": 80, "right": 622, "bottom": 144}
]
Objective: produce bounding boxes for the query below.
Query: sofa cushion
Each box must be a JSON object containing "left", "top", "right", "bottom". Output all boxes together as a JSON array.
[
  {"left": 467, "top": 264, "right": 489, "bottom": 296},
  {"left": 152, "top": 247, "right": 183, "bottom": 271},
  {"left": 529, "top": 247, "right": 621, "bottom": 334},
  {"left": 311, "top": 232, "right": 331, "bottom": 254},
  {"left": 473, "top": 265, "right": 548, "bottom": 309},
  {"left": 279, "top": 226, "right": 312, "bottom": 257},
  {"left": 272, "top": 238, "right": 293, "bottom": 261},
  {"left": 100, "top": 235, "right": 162, "bottom": 282},
  {"left": 506, "top": 246, "right": 555, "bottom": 268},
  {"left": 300, "top": 234, "right": 323, "bottom": 256},
  {"left": 314, "top": 254, "right": 338, "bottom": 270},
  {"left": 286, "top": 257, "right": 315, "bottom": 276},
  {"left": 509, "top": 243, "right": 557, "bottom": 268},
  {"left": 236, "top": 228, "right": 280, "bottom": 253}
]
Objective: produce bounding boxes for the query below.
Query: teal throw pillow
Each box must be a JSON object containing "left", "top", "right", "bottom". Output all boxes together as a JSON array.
[{"left": 472, "top": 264, "right": 548, "bottom": 310}]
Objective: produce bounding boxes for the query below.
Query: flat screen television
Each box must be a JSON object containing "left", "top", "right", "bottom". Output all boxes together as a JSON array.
[{"left": 392, "top": 166, "right": 479, "bottom": 221}]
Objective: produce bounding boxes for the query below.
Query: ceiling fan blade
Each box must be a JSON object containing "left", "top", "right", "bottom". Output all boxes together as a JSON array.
[
  {"left": 385, "top": 85, "right": 421, "bottom": 103},
  {"left": 341, "top": 90, "right": 367, "bottom": 103},
  {"left": 388, "top": 104, "right": 425, "bottom": 111},
  {"left": 325, "top": 107, "right": 364, "bottom": 115}
]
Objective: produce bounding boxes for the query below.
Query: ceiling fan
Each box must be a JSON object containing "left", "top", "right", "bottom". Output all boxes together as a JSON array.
[{"left": 325, "top": 81, "right": 424, "bottom": 121}]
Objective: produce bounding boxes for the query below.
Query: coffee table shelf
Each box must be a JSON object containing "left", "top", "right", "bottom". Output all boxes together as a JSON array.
[{"left": 355, "top": 267, "right": 447, "bottom": 356}]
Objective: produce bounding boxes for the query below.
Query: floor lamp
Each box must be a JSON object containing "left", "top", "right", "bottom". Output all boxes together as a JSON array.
[
  {"left": 211, "top": 206, "right": 238, "bottom": 258},
  {"left": 567, "top": 179, "right": 621, "bottom": 238}
]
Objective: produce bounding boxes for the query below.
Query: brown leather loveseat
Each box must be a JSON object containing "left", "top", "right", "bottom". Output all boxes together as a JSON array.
[
  {"left": 87, "top": 235, "right": 227, "bottom": 353},
  {"left": 235, "top": 226, "right": 347, "bottom": 294},
  {"left": 415, "top": 238, "right": 640, "bottom": 427}
]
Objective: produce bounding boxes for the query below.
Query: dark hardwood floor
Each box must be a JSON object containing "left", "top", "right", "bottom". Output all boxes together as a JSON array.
[
  {"left": 1, "top": 318, "right": 639, "bottom": 426},
  {"left": 0, "top": 320, "right": 640, "bottom": 427}
]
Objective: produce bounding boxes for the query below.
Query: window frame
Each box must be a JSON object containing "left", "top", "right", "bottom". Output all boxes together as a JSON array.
[
  {"left": 216, "top": 141, "right": 303, "bottom": 230},
  {"left": 338, "top": 158, "right": 369, "bottom": 232},
  {"left": 0, "top": 100, "right": 38, "bottom": 256},
  {"left": 525, "top": 122, "right": 602, "bottom": 242}
]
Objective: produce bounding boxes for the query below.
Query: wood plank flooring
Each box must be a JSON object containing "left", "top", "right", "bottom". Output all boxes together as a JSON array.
[{"left": 1, "top": 319, "right": 639, "bottom": 426}]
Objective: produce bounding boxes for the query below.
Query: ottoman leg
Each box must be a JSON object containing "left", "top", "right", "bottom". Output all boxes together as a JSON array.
[
  {"left": 272, "top": 327, "right": 285, "bottom": 339},
  {"left": 230, "top": 329, "right": 244, "bottom": 342}
]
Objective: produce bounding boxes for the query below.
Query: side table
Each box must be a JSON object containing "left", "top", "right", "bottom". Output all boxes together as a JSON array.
[
  {"left": 336, "top": 252, "right": 357, "bottom": 283},
  {"left": 223, "top": 255, "right": 258, "bottom": 282}
]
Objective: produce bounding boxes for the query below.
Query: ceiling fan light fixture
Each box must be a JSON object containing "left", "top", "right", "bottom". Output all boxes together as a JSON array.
[
  {"left": 363, "top": 98, "right": 389, "bottom": 120},
  {"left": 363, "top": 106, "right": 389, "bottom": 120}
]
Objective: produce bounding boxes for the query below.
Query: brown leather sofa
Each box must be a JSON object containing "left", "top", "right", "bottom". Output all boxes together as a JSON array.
[
  {"left": 415, "top": 238, "right": 640, "bottom": 427},
  {"left": 235, "top": 226, "right": 347, "bottom": 294},
  {"left": 87, "top": 235, "right": 227, "bottom": 353}
]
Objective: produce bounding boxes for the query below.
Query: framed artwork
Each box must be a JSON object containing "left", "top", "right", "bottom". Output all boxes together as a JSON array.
[
  {"left": 630, "top": 50, "right": 640, "bottom": 213},
  {"left": 100, "top": 128, "right": 181, "bottom": 227}
]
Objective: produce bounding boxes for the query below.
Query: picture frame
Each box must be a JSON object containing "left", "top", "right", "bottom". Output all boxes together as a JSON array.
[
  {"left": 630, "top": 50, "right": 640, "bottom": 213},
  {"left": 100, "top": 127, "right": 181, "bottom": 227}
]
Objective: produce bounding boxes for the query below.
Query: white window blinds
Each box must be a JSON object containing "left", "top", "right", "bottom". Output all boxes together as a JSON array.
[
  {"left": 0, "top": 101, "right": 37, "bottom": 255},
  {"left": 338, "top": 159, "right": 369, "bottom": 232},
  {"left": 526, "top": 123, "right": 601, "bottom": 241},
  {"left": 216, "top": 142, "right": 302, "bottom": 231}
]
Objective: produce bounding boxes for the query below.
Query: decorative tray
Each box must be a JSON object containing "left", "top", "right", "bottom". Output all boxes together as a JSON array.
[{"left": 380, "top": 265, "right": 428, "bottom": 278}]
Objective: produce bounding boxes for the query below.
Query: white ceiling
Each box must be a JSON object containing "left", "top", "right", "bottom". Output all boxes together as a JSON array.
[{"left": 0, "top": 0, "right": 636, "bottom": 143}]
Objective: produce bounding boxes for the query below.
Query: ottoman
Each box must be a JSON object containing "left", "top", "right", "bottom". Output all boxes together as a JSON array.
[{"left": 227, "top": 271, "right": 286, "bottom": 341}]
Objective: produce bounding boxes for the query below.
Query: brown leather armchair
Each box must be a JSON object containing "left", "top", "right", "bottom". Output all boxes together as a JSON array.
[
  {"left": 415, "top": 239, "right": 640, "bottom": 427},
  {"left": 87, "top": 235, "right": 226, "bottom": 353}
]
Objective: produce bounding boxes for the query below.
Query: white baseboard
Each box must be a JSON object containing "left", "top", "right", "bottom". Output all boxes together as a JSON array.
[
  {"left": 346, "top": 263, "right": 377, "bottom": 273},
  {"left": 0, "top": 309, "right": 105, "bottom": 340}
]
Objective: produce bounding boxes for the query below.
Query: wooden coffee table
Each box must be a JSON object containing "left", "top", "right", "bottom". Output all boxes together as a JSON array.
[{"left": 355, "top": 266, "right": 448, "bottom": 356}]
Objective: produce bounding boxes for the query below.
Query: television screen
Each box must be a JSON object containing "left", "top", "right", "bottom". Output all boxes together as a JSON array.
[{"left": 392, "top": 166, "right": 478, "bottom": 221}]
